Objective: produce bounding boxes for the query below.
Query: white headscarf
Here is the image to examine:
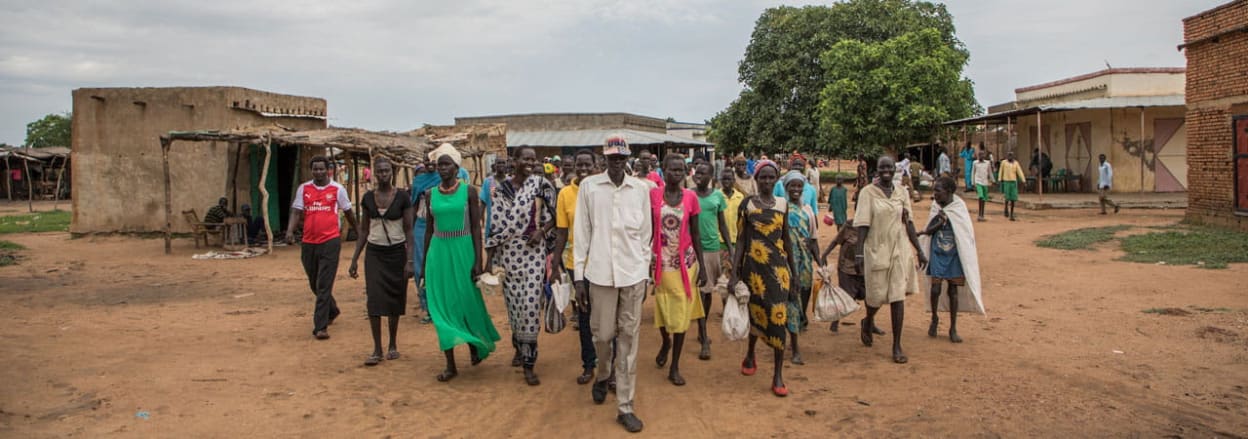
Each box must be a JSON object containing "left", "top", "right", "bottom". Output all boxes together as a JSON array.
[{"left": 428, "top": 143, "right": 462, "bottom": 166}]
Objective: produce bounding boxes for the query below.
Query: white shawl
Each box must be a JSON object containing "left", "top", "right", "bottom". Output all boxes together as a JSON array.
[{"left": 919, "top": 196, "right": 985, "bottom": 315}]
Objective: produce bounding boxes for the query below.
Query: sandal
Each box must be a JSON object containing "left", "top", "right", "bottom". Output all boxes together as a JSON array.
[
  {"left": 772, "top": 385, "right": 789, "bottom": 397},
  {"left": 860, "top": 319, "right": 873, "bottom": 347},
  {"left": 524, "top": 368, "right": 541, "bottom": 386},
  {"left": 386, "top": 349, "right": 400, "bottom": 360},
  {"left": 364, "top": 354, "right": 382, "bottom": 366},
  {"left": 668, "top": 371, "right": 686, "bottom": 386},
  {"left": 741, "top": 358, "right": 757, "bottom": 376}
]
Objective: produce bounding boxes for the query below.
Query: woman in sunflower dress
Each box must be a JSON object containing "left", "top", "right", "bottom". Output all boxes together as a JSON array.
[
  {"left": 729, "top": 161, "right": 797, "bottom": 397},
  {"left": 781, "top": 171, "right": 819, "bottom": 365}
]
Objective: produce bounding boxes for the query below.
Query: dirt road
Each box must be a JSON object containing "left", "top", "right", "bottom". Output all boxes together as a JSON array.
[{"left": 1, "top": 203, "right": 1245, "bottom": 437}]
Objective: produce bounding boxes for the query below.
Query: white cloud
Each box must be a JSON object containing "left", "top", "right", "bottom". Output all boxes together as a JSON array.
[{"left": 0, "top": 0, "right": 1229, "bottom": 144}]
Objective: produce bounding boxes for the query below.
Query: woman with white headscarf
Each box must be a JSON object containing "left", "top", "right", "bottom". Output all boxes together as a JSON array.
[
  {"left": 781, "top": 170, "right": 818, "bottom": 364},
  {"left": 422, "top": 145, "right": 501, "bottom": 382}
]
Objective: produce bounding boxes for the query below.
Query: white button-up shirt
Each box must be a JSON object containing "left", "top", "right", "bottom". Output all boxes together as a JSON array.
[{"left": 573, "top": 173, "right": 653, "bottom": 288}]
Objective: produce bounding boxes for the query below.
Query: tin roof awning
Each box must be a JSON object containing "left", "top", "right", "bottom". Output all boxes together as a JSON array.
[
  {"left": 944, "top": 95, "right": 1185, "bottom": 125},
  {"left": 507, "top": 128, "right": 712, "bottom": 149}
]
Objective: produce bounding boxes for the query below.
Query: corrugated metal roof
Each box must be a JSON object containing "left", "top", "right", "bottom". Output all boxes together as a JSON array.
[
  {"left": 507, "top": 129, "right": 712, "bottom": 148},
  {"left": 944, "top": 95, "right": 1185, "bottom": 125}
]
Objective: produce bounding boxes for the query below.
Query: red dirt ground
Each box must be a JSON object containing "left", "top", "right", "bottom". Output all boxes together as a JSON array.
[{"left": 1, "top": 200, "right": 1246, "bottom": 437}]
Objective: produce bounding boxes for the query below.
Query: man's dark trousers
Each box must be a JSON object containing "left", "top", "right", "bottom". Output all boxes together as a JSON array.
[{"left": 302, "top": 237, "right": 341, "bottom": 334}]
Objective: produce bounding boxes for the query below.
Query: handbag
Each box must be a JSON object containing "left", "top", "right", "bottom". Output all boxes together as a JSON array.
[{"left": 813, "top": 267, "right": 860, "bottom": 322}]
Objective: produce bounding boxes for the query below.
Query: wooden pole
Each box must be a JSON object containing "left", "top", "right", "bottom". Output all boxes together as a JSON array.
[
  {"left": 24, "top": 155, "right": 33, "bottom": 213},
  {"left": 1037, "top": 111, "right": 1044, "bottom": 201},
  {"left": 52, "top": 156, "right": 66, "bottom": 210},
  {"left": 1139, "top": 107, "right": 1145, "bottom": 193},
  {"left": 259, "top": 138, "right": 274, "bottom": 256},
  {"left": 4, "top": 154, "right": 11, "bottom": 201},
  {"left": 229, "top": 142, "right": 243, "bottom": 213},
  {"left": 162, "top": 138, "right": 173, "bottom": 254},
  {"left": 351, "top": 154, "right": 362, "bottom": 230}
]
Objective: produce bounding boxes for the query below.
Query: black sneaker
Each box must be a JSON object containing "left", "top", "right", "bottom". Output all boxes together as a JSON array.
[
  {"left": 617, "top": 413, "right": 644, "bottom": 433},
  {"left": 592, "top": 380, "right": 608, "bottom": 404}
]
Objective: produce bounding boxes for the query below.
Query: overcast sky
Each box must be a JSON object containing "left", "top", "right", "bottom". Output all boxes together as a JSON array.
[{"left": 0, "top": 0, "right": 1227, "bottom": 145}]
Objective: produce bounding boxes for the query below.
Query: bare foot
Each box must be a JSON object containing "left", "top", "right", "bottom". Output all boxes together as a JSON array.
[
  {"left": 950, "top": 331, "right": 963, "bottom": 343},
  {"left": 928, "top": 317, "right": 939, "bottom": 337},
  {"left": 436, "top": 369, "right": 458, "bottom": 382}
]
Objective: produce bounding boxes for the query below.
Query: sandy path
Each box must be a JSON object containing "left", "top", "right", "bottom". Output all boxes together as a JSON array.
[{"left": 1, "top": 202, "right": 1245, "bottom": 437}]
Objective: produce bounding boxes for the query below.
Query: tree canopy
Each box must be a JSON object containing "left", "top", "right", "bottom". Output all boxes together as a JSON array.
[
  {"left": 25, "top": 112, "right": 72, "bottom": 148},
  {"left": 709, "top": 0, "right": 979, "bottom": 158}
]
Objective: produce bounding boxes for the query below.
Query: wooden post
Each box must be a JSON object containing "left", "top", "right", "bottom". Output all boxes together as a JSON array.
[
  {"left": 1139, "top": 107, "right": 1145, "bottom": 193},
  {"left": 259, "top": 137, "right": 274, "bottom": 256},
  {"left": 52, "top": 156, "right": 66, "bottom": 210},
  {"left": 351, "top": 155, "right": 362, "bottom": 229},
  {"left": 162, "top": 138, "right": 173, "bottom": 254},
  {"left": 1037, "top": 111, "right": 1044, "bottom": 201},
  {"left": 4, "top": 153, "right": 11, "bottom": 201},
  {"left": 229, "top": 142, "right": 243, "bottom": 213},
  {"left": 24, "top": 154, "right": 33, "bottom": 213}
]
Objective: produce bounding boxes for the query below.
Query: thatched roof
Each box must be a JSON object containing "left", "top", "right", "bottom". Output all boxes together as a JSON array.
[
  {"left": 0, "top": 146, "right": 70, "bottom": 161},
  {"left": 162, "top": 123, "right": 505, "bottom": 168}
]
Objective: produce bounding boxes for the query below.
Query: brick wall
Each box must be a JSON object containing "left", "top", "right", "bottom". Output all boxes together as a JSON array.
[{"left": 1183, "top": 0, "right": 1248, "bottom": 231}]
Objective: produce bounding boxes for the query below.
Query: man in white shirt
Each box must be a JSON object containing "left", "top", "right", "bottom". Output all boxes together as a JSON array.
[
  {"left": 972, "top": 151, "right": 995, "bottom": 221},
  {"left": 1098, "top": 154, "right": 1120, "bottom": 215},
  {"left": 573, "top": 134, "right": 652, "bottom": 433},
  {"left": 938, "top": 148, "right": 952, "bottom": 176}
]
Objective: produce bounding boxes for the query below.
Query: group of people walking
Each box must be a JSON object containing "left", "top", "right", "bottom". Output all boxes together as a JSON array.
[{"left": 285, "top": 136, "right": 986, "bottom": 433}]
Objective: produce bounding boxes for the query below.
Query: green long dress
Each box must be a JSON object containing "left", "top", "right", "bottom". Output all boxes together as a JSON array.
[{"left": 425, "top": 183, "right": 500, "bottom": 356}]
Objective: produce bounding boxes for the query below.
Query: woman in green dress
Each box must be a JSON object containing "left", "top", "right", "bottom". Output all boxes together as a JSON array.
[
  {"left": 423, "top": 151, "right": 501, "bottom": 382},
  {"left": 729, "top": 160, "right": 797, "bottom": 397}
]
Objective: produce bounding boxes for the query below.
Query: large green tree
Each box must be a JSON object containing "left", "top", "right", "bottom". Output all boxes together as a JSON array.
[
  {"left": 710, "top": 0, "right": 977, "bottom": 157},
  {"left": 819, "top": 28, "right": 977, "bottom": 158},
  {"left": 25, "top": 112, "right": 72, "bottom": 148}
]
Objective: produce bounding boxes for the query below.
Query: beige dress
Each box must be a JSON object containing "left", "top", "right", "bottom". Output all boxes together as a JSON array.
[{"left": 853, "top": 183, "right": 919, "bottom": 307}]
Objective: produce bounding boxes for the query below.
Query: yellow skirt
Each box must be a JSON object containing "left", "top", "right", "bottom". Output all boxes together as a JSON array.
[{"left": 653, "top": 265, "right": 704, "bottom": 333}]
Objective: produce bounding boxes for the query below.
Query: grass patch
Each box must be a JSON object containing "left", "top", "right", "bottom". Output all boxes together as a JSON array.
[
  {"left": 0, "top": 240, "right": 21, "bottom": 267},
  {"left": 1119, "top": 226, "right": 1248, "bottom": 269},
  {"left": 1035, "top": 225, "right": 1130, "bottom": 250},
  {"left": 0, "top": 210, "right": 71, "bottom": 234},
  {"left": 0, "top": 240, "right": 25, "bottom": 250}
]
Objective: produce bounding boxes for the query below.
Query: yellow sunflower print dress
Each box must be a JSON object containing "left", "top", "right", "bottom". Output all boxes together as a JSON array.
[{"left": 740, "top": 197, "right": 791, "bottom": 351}]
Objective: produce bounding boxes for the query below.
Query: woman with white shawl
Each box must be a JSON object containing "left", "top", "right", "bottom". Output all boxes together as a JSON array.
[{"left": 917, "top": 176, "right": 985, "bottom": 343}]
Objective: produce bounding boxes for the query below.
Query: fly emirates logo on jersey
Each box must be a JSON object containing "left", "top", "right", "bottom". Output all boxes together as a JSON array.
[{"left": 304, "top": 189, "right": 338, "bottom": 213}]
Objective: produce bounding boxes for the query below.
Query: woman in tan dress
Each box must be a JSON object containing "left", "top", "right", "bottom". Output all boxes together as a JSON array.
[{"left": 853, "top": 157, "right": 927, "bottom": 364}]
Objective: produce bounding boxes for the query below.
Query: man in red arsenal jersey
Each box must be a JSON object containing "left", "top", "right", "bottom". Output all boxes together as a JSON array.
[{"left": 286, "top": 156, "right": 359, "bottom": 340}]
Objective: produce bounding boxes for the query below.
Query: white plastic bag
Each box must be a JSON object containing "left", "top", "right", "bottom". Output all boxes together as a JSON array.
[
  {"left": 551, "top": 272, "right": 571, "bottom": 313},
  {"left": 722, "top": 281, "right": 750, "bottom": 341},
  {"left": 542, "top": 282, "right": 567, "bottom": 334},
  {"left": 813, "top": 267, "right": 860, "bottom": 322}
]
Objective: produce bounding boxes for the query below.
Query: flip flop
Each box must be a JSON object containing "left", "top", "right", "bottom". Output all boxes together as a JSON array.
[
  {"left": 386, "top": 350, "right": 400, "bottom": 360},
  {"left": 772, "top": 385, "right": 789, "bottom": 397},
  {"left": 668, "top": 372, "right": 686, "bottom": 386},
  {"left": 364, "top": 354, "right": 382, "bottom": 366},
  {"left": 741, "top": 359, "right": 757, "bottom": 376}
]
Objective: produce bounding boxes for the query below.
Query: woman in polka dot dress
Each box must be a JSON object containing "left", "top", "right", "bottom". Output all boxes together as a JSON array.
[{"left": 486, "top": 147, "right": 556, "bottom": 386}]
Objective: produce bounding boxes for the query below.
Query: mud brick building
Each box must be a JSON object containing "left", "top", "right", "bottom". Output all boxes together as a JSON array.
[
  {"left": 71, "top": 87, "right": 327, "bottom": 233},
  {"left": 1182, "top": 0, "right": 1248, "bottom": 231}
]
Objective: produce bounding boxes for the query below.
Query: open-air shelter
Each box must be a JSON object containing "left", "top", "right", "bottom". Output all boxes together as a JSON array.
[{"left": 159, "top": 124, "right": 504, "bottom": 255}]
